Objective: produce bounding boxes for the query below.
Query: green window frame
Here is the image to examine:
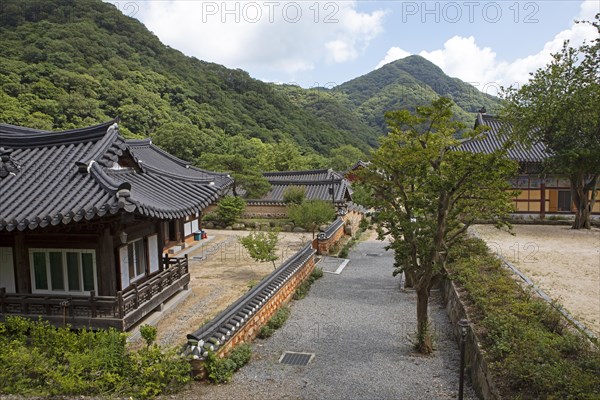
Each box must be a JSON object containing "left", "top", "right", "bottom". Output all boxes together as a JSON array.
[{"left": 29, "top": 249, "right": 97, "bottom": 294}]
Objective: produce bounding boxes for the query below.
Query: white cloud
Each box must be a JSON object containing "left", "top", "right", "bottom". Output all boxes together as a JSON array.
[
  {"left": 135, "top": 1, "right": 386, "bottom": 75},
  {"left": 376, "top": 0, "right": 599, "bottom": 92},
  {"left": 375, "top": 47, "right": 412, "bottom": 69}
]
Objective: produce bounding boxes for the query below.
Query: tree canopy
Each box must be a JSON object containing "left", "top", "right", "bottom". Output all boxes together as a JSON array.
[
  {"left": 239, "top": 231, "right": 279, "bottom": 269},
  {"left": 287, "top": 200, "right": 337, "bottom": 238},
  {"left": 501, "top": 15, "right": 600, "bottom": 229},
  {"left": 361, "top": 97, "right": 518, "bottom": 353}
]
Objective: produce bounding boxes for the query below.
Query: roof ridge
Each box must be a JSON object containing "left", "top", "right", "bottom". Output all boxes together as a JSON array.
[
  {"left": 263, "top": 168, "right": 330, "bottom": 176},
  {"left": 268, "top": 179, "right": 345, "bottom": 185},
  {"left": 0, "top": 119, "right": 118, "bottom": 148}
]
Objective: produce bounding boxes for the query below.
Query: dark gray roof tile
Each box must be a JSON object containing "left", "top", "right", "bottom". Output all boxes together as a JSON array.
[
  {"left": 459, "top": 114, "right": 548, "bottom": 163},
  {"left": 0, "top": 122, "right": 233, "bottom": 231}
]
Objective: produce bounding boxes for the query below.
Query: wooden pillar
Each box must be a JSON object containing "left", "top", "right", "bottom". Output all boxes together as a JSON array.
[
  {"left": 540, "top": 181, "right": 546, "bottom": 220},
  {"left": 13, "top": 232, "right": 30, "bottom": 293},
  {"left": 97, "top": 227, "right": 116, "bottom": 296}
]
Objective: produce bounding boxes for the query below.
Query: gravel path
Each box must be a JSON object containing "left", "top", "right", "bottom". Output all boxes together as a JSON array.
[{"left": 179, "top": 235, "right": 477, "bottom": 399}]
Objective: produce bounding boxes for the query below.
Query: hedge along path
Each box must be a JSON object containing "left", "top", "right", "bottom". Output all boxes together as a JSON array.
[{"left": 471, "top": 224, "right": 600, "bottom": 338}]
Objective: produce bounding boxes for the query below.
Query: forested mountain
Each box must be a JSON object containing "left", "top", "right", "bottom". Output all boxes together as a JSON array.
[
  {"left": 0, "top": 0, "right": 375, "bottom": 162},
  {"left": 332, "top": 56, "right": 501, "bottom": 133},
  {"left": 0, "top": 0, "right": 500, "bottom": 172}
]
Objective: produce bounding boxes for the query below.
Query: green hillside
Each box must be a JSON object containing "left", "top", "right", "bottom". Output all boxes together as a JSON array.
[
  {"left": 0, "top": 0, "right": 374, "bottom": 158},
  {"left": 333, "top": 55, "right": 501, "bottom": 133},
  {"left": 0, "top": 0, "right": 500, "bottom": 168}
]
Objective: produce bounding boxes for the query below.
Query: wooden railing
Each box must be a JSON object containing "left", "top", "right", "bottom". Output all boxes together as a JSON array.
[
  {"left": 120, "top": 255, "right": 189, "bottom": 318},
  {"left": 0, "top": 255, "right": 189, "bottom": 330}
]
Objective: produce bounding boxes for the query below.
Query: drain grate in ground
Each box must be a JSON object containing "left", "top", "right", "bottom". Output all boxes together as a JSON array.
[
  {"left": 366, "top": 253, "right": 381, "bottom": 257},
  {"left": 279, "top": 351, "right": 314, "bottom": 366}
]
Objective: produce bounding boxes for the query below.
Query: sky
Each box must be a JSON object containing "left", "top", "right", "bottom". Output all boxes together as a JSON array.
[{"left": 111, "top": 0, "right": 599, "bottom": 94}]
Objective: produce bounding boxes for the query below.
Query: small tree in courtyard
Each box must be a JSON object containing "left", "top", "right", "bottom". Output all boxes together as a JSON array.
[
  {"left": 239, "top": 230, "right": 279, "bottom": 269},
  {"left": 361, "top": 97, "right": 518, "bottom": 354},
  {"left": 287, "top": 200, "right": 336, "bottom": 238}
]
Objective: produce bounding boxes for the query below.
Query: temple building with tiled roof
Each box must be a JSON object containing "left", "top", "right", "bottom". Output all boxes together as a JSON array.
[
  {"left": 239, "top": 169, "right": 352, "bottom": 219},
  {"left": 460, "top": 113, "right": 599, "bottom": 217},
  {"left": 0, "top": 121, "right": 232, "bottom": 330}
]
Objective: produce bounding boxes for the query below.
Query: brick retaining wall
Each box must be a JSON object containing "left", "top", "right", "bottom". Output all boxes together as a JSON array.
[
  {"left": 441, "top": 277, "right": 502, "bottom": 400},
  {"left": 218, "top": 256, "right": 315, "bottom": 356}
]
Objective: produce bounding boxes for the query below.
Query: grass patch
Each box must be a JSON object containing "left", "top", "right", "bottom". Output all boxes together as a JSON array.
[
  {"left": 0, "top": 317, "right": 190, "bottom": 398},
  {"left": 447, "top": 237, "right": 600, "bottom": 398}
]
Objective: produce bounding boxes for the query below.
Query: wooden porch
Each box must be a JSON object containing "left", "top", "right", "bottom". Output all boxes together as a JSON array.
[{"left": 0, "top": 256, "right": 190, "bottom": 331}]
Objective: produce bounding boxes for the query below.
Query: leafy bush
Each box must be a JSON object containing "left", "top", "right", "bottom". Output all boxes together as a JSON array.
[
  {"left": 257, "top": 325, "right": 275, "bottom": 339},
  {"left": 216, "top": 196, "right": 246, "bottom": 226},
  {"left": 268, "top": 306, "right": 290, "bottom": 329},
  {"left": 447, "top": 238, "right": 600, "bottom": 398},
  {"left": 294, "top": 268, "right": 324, "bottom": 300},
  {"left": 228, "top": 343, "right": 252, "bottom": 369},
  {"left": 0, "top": 317, "right": 190, "bottom": 398},
  {"left": 204, "top": 344, "right": 252, "bottom": 384},
  {"left": 257, "top": 306, "right": 291, "bottom": 338},
  {"left": 140, "top": 324, "right": 157, "bottom": 347},
  {"left": 287, "top": 200, "right": 336, "bottom": 238},
  {"left": 359, "top": 217, "right": 370, "bottom": 231},
  {"left": 282, "top": 186, "right": 306, "bottom": 205},
  {"left": 204, "top": 352, "right": 237, "bottom": 384}
]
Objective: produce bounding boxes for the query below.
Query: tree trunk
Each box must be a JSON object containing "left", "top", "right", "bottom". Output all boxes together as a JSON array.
[
  {"left": 404, "top": 271, "right": 414, "bottom": 288},
  {"left": 571, "top": 173, "right": 597, "bottom": 230},
  {"left": 416, "top": 286, "right": 433, "bottom": 354}
]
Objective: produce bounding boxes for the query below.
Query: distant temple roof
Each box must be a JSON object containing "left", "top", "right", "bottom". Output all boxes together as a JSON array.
[
  {"left": 0, "top": 122, "right": 232, "bottom": 232},
  {"left": 458, "top": 113, "right": 548, "bottom": 163},
  {"left": 247, "top": 169, "right": 352, "bottom": 206}
]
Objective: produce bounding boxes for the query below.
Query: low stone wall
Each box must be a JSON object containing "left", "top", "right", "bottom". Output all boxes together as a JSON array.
[
  {"left": 316, "top": 218, "right": 346, "bottom": 255},
  {"left": 342, "top": 209, "right": 364, "bottom": 235},
  {"left": 186, "top": 244, "right": 316, "bottom": 373},
  {"left": 241, "top": 204, "right": 288, "bottom": 219},
  {"left": 441, "top": 277, "right": 502, "bottom": 400},
  {"left": 219, "top": 255, "right": 315, "bottom": 357}
]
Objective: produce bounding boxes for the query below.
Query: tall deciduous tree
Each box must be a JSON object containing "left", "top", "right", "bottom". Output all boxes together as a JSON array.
[
  {"left": 361, "top": 98, "right": 517, "bottom": 354},
  {"left": 502, "top": 16, "right": 600, "bottom": 229}
]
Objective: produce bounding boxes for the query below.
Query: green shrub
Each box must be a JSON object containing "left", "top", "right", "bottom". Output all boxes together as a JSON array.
[
  {"left": 338, "top": 247, "right": 349, "bottom": 258},
  {"left": 0, "top": 317, "right": 190, "bottom": 398},
  {"left": 140, "top": 324, "right": 157, "bottom": 347},
  {"left": 294, "top": 280, "right": 311, "bottom": 300},
  {"left": 268, "top": 306, "right": 290, "bottom": 330},
  {"left": 311, "top": 267, "right": 324, "bottom": 280},
  {"left": 257, "top": 306, "right": 291, "bottom": 338},
  {"left": 257, "top": 325, "right": 275, "bottom": 339},
  {"left": 204, "top": 344, "right": 252, "bottom": 384},
  {"left": 359, "top": 217, "right": 369, "bottom": 231},
  {"left": 447, "top": 238, "right": 600, "bottom": 398},
  {"left": 216, "top": 196, "right": 246, "bottom": 226},
  {"left": 228, "top": 343, "right": 252, "bottom": 369},
  {"left": 204, "top": 352, "right": 237, "bottom": 384}
]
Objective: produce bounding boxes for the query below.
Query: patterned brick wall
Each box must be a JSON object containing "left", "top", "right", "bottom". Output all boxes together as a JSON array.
[{"left": 217, "top": 255, "right": 316, "bottom": 357}]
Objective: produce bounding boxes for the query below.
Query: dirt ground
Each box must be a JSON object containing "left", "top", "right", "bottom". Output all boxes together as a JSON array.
[
  {"left": 151, "top": 229, "right": 312, "bottom": 348},
  {"left": 472, "top": 224, "right": 600, "bottom": 335}
]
